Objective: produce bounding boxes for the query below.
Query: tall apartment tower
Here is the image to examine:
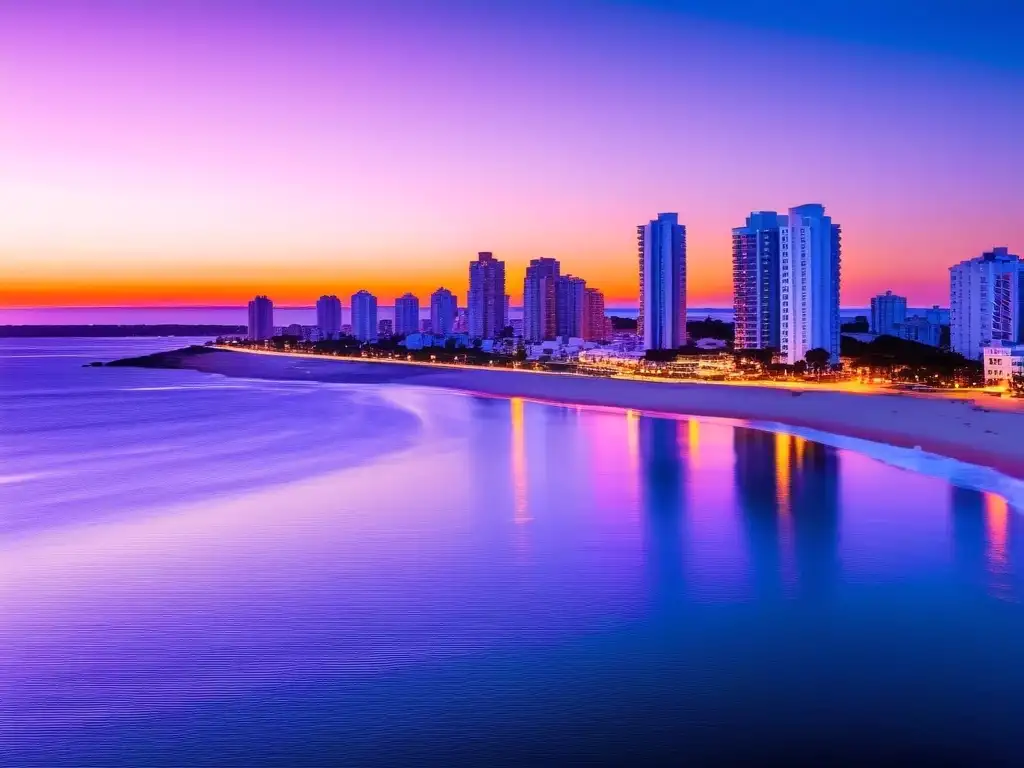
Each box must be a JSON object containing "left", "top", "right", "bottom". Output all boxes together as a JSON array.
[
  {"left": 870, "top": 290, "right": 907, "bottom": 336},
  {"left": 351, "top": 289, "right": 378, "bottom": 342},
  {"left": 583, "top": 287, "right": 607, "bottom": 341},
  {"left": 556, "top": 275, "right": 587, "bottom": 338},
  {"left": 315, "top": 295, "right": 342, "bottom": 340},
  {"left": 732, "top": 211, "right": 781, "bottom": 351},
  {"left": 430, "top": 287, "right": 457, "bottom": 337},
  {"left": 779, "top": 204, "right": 841, "bottom": 365},
  {"left": 393, "top": 292, "right": 420, "bottom": 336},
  {"left": 638, "top": 213, "right": 687, "bottom": 350},
  {"left": 523, "top": 258, "right": 560, "bottom": 342},
  {"left": 949, "top": 247, "right": 1023, "bottom": 360},
  {"left": 468, "top": 252, "right": 506, "bottom": 340},
  {"left": 247, "top": 295, "right": 274, "bottom": 341}
]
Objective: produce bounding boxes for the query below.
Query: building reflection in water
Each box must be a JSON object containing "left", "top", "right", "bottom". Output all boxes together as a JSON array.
[
  {"left": 950, "top": 486, "right": 1015, "bottom": 601},
  {"left": 639, "top": 415, "right": 688, "bottom": 609},
  {"left": 733, "top": 427, "right": 841, "bottom": 600},
  {"left": 510, "top": 397, "right": 531, "bottom": 525}
]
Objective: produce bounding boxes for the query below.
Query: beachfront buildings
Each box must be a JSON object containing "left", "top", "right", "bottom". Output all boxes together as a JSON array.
[
  {"left": 468, "top": 252, "right": 506, "bottom": 340},
  {"left": 351, "top": 290, "right": 378, "bottom": 342},
  {"left": 394, "top": 293, "right": 420, "bottom": 336},
  {"left": 638, "top": 212, "right": 687, "bottom": 350},
  {"left": 779, "top": 204, "right": 842, "bottom": 365},
  {"left": 315, "top": 295, "right": 342, "bottom": 340},
  {"left": 523, "top": 257, "right": 560, "bottom": 342},
  {"left": 870, "top": 291, "right": 907, "bottom": 336},
  {"left": 583, "top": 287, "right": 607, "bottom": 342},
  {"left": 247, "top": 295, "right": 274, "bottom": 341},
  {"left": 732, "top": 211, "right": 781, "bottom": 351},
  {"left": 430, "top": 287, "right": 457, "bottom": 337},
  {"left": 895, "top": 307, "right": 943, "bottom": 347},
  {"left": 556, "top": 275, "right": 587, "bottom": 338},
  {"left": 949, "top": 248, "right": 1023, "bottom": 360},
  {"left": 983, "top": 343, "right": 1024, "bottom": 386}
]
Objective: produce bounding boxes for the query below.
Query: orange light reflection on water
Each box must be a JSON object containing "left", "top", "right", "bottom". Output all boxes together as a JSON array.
[
  {"left": 510, "top": 397, "right": 531, "bottom": 524},
  {"left": 985, "top": 492, "right": 1012, "bottom": 601}
]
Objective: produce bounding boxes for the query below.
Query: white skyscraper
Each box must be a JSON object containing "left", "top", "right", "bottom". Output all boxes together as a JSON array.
[
  {"left": 315, "top": 295, "right": 342, "bottom": 340},
  {"left": 247, "top": 295, "right": 274, "bottom": 341},
  {"left": 430, "top": 287, "right": 457, "bottom": 337},
  {"left": 351, "top": 290, "right": 378, "bottom": 342},
  {"left": 779, "top": 204, "right": 841, "bottom": 365},
  {"left": 949, "top": 247, "right": 1023, "bottom": 360},
  {"left": 638, "top": 213, "right": 687, "bottom": 350},
  {"left": 393, "top": 293, "right": 420, "bottom": 336}
]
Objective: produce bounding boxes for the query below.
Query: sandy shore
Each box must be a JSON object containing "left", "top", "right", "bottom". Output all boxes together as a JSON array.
[{"left": 136, "top": 346, "right": 1024, "bottom": 479}]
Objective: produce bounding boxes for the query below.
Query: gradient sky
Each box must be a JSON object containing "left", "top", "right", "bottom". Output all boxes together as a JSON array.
[{"left": 1, "top": 0, "right": 1021, "bottom": 307}]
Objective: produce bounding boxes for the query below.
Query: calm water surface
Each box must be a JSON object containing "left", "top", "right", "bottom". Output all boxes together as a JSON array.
[{"left": 1, "top": 338, "right": 1023, "bottom": 765}]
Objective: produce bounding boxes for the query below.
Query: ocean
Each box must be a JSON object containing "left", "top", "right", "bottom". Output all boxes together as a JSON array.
[{"left": 1, "top": 337, "right": 1021, "bottom": 765}]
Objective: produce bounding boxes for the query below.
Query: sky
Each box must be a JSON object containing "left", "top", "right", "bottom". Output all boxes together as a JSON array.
[{"left": 1, "top": 0, "right": 1021, "bottom": 308}]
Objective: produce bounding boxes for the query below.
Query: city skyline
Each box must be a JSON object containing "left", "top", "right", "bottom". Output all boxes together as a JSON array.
[{"left": 1, "top": 1, "right": 1021, "bottom": 310}]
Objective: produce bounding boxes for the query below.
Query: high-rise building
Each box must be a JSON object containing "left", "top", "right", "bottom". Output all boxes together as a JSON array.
[
  {"left": 351, "top": 290, "right": 378, "bottom": 342},
  {"left": 870, "top": 290, "right": 907, "bottom": 336},
  {"left": 556, "top": 275, "right": 586, "bottom": 338},
  {"left": 247, "top": 295, "right": 274, "bottom": 341},
  {"left": 638, "top": 213, "right": 687, "bottom": 350},
  {"left": 949, "top": 247, "right": 1023, "bottom": 360},
  {"left": 378, "top": 319, "right": 393, "bottom": 339},
  {"left": 779, "top": 204, "right": 841, "bottom": 365},
  {"left": 468, "top": 252, "right": 506, "bottom": 340},
  {"left": 583, "top": 287, "right": 607, "bottom": 341},
  {"left": 523, "top": 257, "right": 560, "bottom": 342},
  {"left": 393, "top": 293, "right": 420, "bottom": 336},
  {"left": 430, "top": 287, "right": 457, "bottom": 337},
  {"left": 895, "top": 310, "right": 942, "bottom": 347},
  {"left": 503, "top": 295, "right": 510, "bottom": 331},
  {"left": 732, "top": 211, "right": 781, "bottom": 351},
  {"left": 315, "top": 295, "right": 342, "bottom": 340}
]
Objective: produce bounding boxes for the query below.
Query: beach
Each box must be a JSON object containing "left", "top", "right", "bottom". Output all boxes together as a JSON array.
[{"left": 127, "top": 346, "right": 1024, "bottom": 479}]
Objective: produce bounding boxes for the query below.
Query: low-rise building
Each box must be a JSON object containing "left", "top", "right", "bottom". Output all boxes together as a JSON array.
[
  {"left": 401, "top": 332, "right": 472, "bottom": 351},
  {"left": 693, "top": 337, "right": 728, "bottom": 350},
  {"left": 644, "top": 353, "right": 736, "bottom": 379},
  {"left": 577, "top": 348, "right": 645, "bottom": 373},
  {"left": 983, "top": 343, "right": 1024, "bottom": 386}
]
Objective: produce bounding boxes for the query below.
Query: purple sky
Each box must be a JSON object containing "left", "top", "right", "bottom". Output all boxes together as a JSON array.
[{"left": 1, "top": 0, "right": 1021, "bottom": 307}]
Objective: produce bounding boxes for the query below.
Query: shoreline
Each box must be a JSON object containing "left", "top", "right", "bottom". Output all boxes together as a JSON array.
[{"left": 111, "top": 346, "right": 1024, "bottom": 481}]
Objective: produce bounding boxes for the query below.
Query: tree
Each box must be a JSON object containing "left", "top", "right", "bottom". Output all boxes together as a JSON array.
[
  {"left": 734, "top": 348, "right": 775, "bottom": 367},
  {"left": 1011, "top": 374, "right": 1024, "bottom": 397},
  {"left": 609, "top": 316, "right": 638, "bottom": 331},
  {"left": 804, "top": 347, "right": 831, "bottom": 373},
  {"left": 840, "top": 315, "right": 869, "bottom": 333},
  {"left": 686, "top": 317, "right": 734, "bottom": 342}
]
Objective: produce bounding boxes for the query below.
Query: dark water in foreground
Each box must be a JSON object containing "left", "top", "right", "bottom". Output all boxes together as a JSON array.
[{"left": 2, "top": 339, "right": 1024, "bottom": 765}]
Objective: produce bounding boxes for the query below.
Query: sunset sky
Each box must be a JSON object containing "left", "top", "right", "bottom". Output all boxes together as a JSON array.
[{"left": 1, "top": 0, "right": 1021, "bottom": 308}]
